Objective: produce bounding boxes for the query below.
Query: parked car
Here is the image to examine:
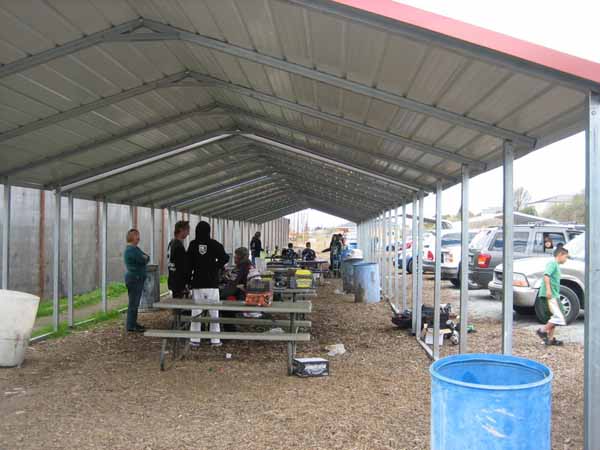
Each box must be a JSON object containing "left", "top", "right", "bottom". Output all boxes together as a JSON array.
[
  {"left": 468, "top": 223, "right": 583, "bottom": 290},
  {"left": 397, "top": 232, "right": 435, "bottom": 273},
  {"left": 488, "top": 233, "right": 585, "bottom": 324},
  {"left": 422, "top": 230, "right": 480, "bottom": 287}
]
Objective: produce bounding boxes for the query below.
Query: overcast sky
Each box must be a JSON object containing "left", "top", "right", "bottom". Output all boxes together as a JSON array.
[{"left": 288, "top": 0, "right": 598, "bottom": 228}]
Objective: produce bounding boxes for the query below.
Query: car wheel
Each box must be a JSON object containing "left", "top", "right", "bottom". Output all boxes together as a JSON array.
[
  {"left": 406, "top": 259, "right": 413, "bottom": 274},
  {"left": 450, "top": 278, "right": 460, "bottom": 288},
  {"left": 534, "top": 285, "right": 580, "bottom": 325},
  {"left": 513, "top": 306, "right": 535, "bottom": 315}
]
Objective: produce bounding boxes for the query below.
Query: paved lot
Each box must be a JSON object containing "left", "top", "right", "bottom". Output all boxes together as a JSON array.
[{"left": 468, "top": 288, "right": 585, "bottom": 345}]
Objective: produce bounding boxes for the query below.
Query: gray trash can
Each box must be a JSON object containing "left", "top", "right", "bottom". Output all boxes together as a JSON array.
[{"left": 139, "top": 264, "right": 160, "bottom": 311}]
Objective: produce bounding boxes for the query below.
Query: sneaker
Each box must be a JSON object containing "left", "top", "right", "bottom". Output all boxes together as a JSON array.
[
  {"left": 211, "top": 342, "right": 223, "bottom": 347},
  {"left": 544, "top": 338, "right": 564, "bottom": 346},
  {"left": 536, "top": 329, "right": 548, "bottom": 340}
]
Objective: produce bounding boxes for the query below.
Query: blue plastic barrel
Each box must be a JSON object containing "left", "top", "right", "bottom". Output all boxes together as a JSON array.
[
  {"left": 430, "top": 354, "right": 552, "bottom": 450},
  {"left": 341, "top": 257, "right": 363, "bottom": 293},
  {"left": 353, "top": 262, "right": 380, "bottom": 303}
]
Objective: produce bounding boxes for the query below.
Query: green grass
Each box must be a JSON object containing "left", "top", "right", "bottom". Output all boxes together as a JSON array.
[
  {"left": 36, "top": 275, "right": 169, "bottom": 318},
  {"left": 36, "top": 283, "right": 128, "bottom": 318},
  {"left": 31, "top": 306, "right": 127, "bottom": 339}
]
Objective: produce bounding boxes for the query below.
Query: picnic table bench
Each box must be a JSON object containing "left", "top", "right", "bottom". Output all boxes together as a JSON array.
[{"left": 145, "top": 300, "right": 312, "bottom": 374}]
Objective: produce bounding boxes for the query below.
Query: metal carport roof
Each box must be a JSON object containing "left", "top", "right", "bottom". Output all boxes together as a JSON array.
[
  {"left": 2, "top": 1, "right": 600, "bottom": 447},
  {"left": 1, "top": 0, "right": 599, "bottom": 224}
]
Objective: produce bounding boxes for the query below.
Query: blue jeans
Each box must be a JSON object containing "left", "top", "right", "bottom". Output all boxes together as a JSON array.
[{"left": 125, "top": 273, "right": 145, "bottom": 330}]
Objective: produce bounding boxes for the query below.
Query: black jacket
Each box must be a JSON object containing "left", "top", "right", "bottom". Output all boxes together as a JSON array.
[
  {"left": 302, "top": 248, "right": 316, "bottom": 261},
  {"left": 188, "top": 222, "right": 229, "bottom": 289},
  {"left": 167, "top": 239, "right": 188, "bottom": 294},
  {"left": 250, "top": 237, "right": 262, "bottom": 257}
]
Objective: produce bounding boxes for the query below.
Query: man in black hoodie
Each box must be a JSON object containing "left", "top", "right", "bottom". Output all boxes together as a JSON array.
[
  {"left": 187, "top": 221, "right": 229, "bottom": 346},
  {"left": 250, "top": 231, "right": 262, "bottom": 264}
]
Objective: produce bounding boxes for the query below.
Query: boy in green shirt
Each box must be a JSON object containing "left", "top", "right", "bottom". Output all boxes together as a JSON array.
[{"left": 536, "top": 246, "right": 569, "bottom": 346}]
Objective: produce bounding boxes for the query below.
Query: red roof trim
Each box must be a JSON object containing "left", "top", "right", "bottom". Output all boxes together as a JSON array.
[{"left": 332, "top": 0, "right": 600, "bottom": 86}]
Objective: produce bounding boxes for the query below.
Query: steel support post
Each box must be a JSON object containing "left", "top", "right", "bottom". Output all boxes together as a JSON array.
[
  {"left": 129, "top": 204, "right": 134, "bottom": 228},
  {"left": 383, "top": 210, "right": 389, "bottom": 297},
  {"left": 150, "top": 207, "right": 156, "bottom": 263},
  {"left": 52, "top": 189, "right": 61, "bottom": 332},
  {"left": 459, "top": 165, "right": 471, "bottom": 353},
  {"left": 401, "top": 202, "right": 407, "bottom": 311},
  {"left": 585, "top": 92, "right": 600, "bottom": 450},
  {"left": 1, "top": 181, "right": 10, "bottom": 289},
  {"left": 411, "top": 194, "right": 418, "bottom": 334},
  {"left": 395, "top": 206, "right": 401, "bottom": 308},
  {"left": 387, "top": 209, "right": 392, "bottom": 298},
  {"left": 433, "top": 183, "right": 443, "bottom": 359},
  {"left": 67, "top": 193, "right": 74, "bottom": 327},
  {"left": 416, "top": 190, "right": 425, "bottom": 339},
  {"left": 502, "top": 140, "right": 514, "bottom": 355},
  {"left": 101, "top": 200, "right": 108, "bottom": 313}
]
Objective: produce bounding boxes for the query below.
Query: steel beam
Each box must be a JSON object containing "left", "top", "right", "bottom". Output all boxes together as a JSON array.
[
  {"left": 150, "top": 207, "right": 156, "bottom": 264},
  {"left": 0, "top": 19, "right": 143, "bottom": 79},
  {"left": 168, "top": 175, "right": 272, "bottom": 208},
  {"left": 101, "top": 200, "right": 108, "bottom": 313},
  {"left": 192, "top": 72, "right": 484, "bottom": 168},
  {"left": 246, "top": 202, "right": 301, "bottom": 222},
  {"left": 128, "top": 159, "right": 266, "bottom": 205},
  {"left": 411, "top": 194, "right": 418, "bottom": 334},
  {"left": 459, "top": 165, "right": 470, "bottom": 353},
  {"left": 264, "top": 150, "right": 405, "bottom": 201},
  {"left": 58, "top": 131, "right": 234, "bottom": 191},
  {"left": 223, "top": 195, "right": 295, "bottom": 221},
  {"left": 142, "top": 20, "right": 536, "bottom": 147},
  {"left": 0, "top": 104, "right": 226, "bottom": 178},
  {"left": 67, "top": 193, "right": 74, "bottom": 327},
  {"left": 190, "top": 182, "right": 282, "bottom": 214},
  {"left": 416, "top": 190, "right": 425, "bottom": 339},
  {"left": 401, "top": 202, "right": 407, "bottom": 311},
  {"left": 1, "top": 181, "right": 10, "bottom": 289},
  {"left": 585, "top": 92, "right": 600, "bottom": 450},
  {"left": 52, "top": 189, "right": 61, "bottom": 332},
  {"left": 502, "top": 140, "right": 514, "bottom": 355},
  {"left": 231, "top": 107, "right": 457, "bottom": 182},
  {"left": 196, "top": 186, "right": 285, "bottom": 217},
  {"left": 0, "top": 71, "right": 189, "bottom": 144},
  {"left": 162, "top": 171, "right": 270, "bottom": 209},
  {"left": 107, "top": 147, "right": 256, "bottom": 201},
  {"left": 433, "top": 182, "right": 443, "bottom": 359},
  {"left": 242, "top": 132, "right": 423, "bottom": 191}
]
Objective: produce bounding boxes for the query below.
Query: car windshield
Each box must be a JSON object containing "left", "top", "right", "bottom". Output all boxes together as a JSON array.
[{"left": 564, "top": 233, "right": 585, "bottom": 260}]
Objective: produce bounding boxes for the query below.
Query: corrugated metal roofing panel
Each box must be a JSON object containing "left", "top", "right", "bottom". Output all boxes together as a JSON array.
[{"left": 0, "top": 0, "right": 598, "bottom": 222}]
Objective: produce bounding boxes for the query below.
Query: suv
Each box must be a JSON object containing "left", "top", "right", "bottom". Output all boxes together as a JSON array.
[
  {"left": 468, "top": 224, "right": 583, "bottom": 290},
  {"left": 422, "top": 230, "right": 479, "bottom": 286}
]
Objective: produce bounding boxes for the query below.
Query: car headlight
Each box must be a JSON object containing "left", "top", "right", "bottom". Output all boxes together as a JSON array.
[{"left": 512, "top": 273, "right": 529, "bottom": 287}]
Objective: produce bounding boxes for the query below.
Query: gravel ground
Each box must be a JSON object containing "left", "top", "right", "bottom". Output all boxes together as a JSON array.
[{"left": 0, "top": 278, "right": 583, "bottom": 450}]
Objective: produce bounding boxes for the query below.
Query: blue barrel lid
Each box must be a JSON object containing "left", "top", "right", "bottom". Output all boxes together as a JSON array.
[
  {"left": 352, "top": 261, "right": 376, "bottom": 267},
  {"left": 430, "top": 353, "right": 552, "bottom": 391}
]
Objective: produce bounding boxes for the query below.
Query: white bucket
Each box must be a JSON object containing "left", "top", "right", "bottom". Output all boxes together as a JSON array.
[{"left": 0, "top": 290, "right": 40, "bottom": 367}]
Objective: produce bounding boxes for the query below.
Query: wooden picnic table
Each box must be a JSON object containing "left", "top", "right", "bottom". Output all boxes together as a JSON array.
[{"left": 146, "top": 300, "right": 312, "bottom": 374}]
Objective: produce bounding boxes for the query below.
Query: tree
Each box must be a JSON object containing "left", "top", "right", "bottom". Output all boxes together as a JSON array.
[
  {"left": 545, "top": 192, "right": 585, "bottom": 223},
  {"left": 514, "top": 187, "right": 532, "bottom": 212},
  {"left": 520, "top": 206, "right": 538, "bottom": 216}
]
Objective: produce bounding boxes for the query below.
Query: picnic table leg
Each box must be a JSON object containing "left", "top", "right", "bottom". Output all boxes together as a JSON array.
[
  {"left": 160, "top": 338, "right": 167, "bottom": 371},
  {"left": 287, "top": 312, "right": 297, "bottom": 375}
]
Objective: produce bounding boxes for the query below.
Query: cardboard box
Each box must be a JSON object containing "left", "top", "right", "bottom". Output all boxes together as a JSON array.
[
  {"left": 293, "top": 357, "right": 329, "bottom": 377},
  {"left": 425, "top": 329, "right": 444, "bottom": 346}
]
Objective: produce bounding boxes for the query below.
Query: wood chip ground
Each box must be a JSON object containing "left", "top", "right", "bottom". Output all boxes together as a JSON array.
[{"left": 0, "top": 277, "right": 583, "bottom": 450}]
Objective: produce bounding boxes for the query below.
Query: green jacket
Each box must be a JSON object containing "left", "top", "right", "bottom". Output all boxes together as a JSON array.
[{"left": 124, "top": 245, "right": 148, "bottom": 277}]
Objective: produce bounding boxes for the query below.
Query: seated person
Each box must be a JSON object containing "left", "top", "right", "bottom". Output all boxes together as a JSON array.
[
  {"left": 302, "top": 242, "right": 316, "bottom": 261},
  {"left": 221, "top": 247, "right": 253, "bottom": 300},
  {"left": 281, "top": 243, "right": 297, "bottom": 261}
]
